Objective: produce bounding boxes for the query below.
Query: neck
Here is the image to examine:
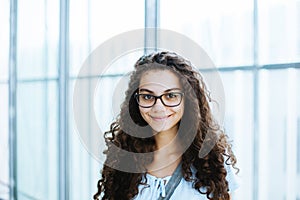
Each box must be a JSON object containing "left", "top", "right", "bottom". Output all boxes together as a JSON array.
[
  {"left": 153, "top": 125, "right": 179, "bottom": 150},
  {"left": 147, "top": 126, "right": 182, "bottom": 174}
]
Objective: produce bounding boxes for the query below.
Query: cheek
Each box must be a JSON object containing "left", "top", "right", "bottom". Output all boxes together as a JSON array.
[
  {"left": 139, "top": 107, "right": 149, "bottom": 120},
  {"left": 174, "top": 104, "right": 184, "bottom": 117}
]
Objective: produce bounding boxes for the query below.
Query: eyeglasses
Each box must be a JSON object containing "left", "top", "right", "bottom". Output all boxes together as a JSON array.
[{"left": 135, "top": 92, "right": 184, "bottom": 108}]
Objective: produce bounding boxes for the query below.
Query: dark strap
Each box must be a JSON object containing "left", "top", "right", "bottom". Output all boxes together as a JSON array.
[{"left": 157, "top": 163, "right": 182, "bottom": 200}]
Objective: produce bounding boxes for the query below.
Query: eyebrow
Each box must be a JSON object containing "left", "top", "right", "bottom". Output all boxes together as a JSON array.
[{"left": 139, "top": 88, "right": 181, "bottom": 93}]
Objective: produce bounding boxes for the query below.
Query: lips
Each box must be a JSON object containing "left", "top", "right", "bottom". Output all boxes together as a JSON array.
[{"left": 150, "top": 114, "right": 172, "bottom": 121}]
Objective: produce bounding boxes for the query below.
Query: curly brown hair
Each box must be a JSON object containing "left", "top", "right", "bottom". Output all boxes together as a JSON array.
[{"left": 94, "top": 51, "right": 238, "bottom": 200}]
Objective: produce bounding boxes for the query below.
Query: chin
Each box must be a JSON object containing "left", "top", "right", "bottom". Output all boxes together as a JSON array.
[{"left": 150, "top": 124, "right": 178, "bottom": 133}]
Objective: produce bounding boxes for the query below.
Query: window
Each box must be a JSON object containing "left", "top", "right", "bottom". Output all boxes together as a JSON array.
[{"left": 1, "top": 0, "right": 299, "bottom": 199}]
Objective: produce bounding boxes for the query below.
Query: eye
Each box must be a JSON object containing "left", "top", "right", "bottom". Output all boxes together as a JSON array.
[
  {"left": 165, "top": 92, "right": 179, "bottom": 99},
  {"left": 140, "top": 94, "right": 154, "bottom": 100}
]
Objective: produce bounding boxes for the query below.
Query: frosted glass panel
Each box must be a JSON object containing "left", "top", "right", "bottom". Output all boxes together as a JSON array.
[
  {"left": 258, "top": 0, "right": 300, "bottom": 64},
  {"left": 161, "top": 0, "right": 253, "bottom": 67},
  {"left": 69, "top": 79, "right": 111, "bottom": 199},
  {"left": 0, "top": 84, "right": 9, "bottom": 200},
  {"left": 68, "top": 0, "right": 145, "bottom": 195},
  {"left": 69, "top": 73, "right": 132, "bottom": 198},
  {"left": 0, "top": 0, "right": 9, "bottom": 81},
  {"left": 3, "top": 0, "right": 300, "bottom": 199},
  {"left": 17, "top": 81, "right": 58, "bottom": 199},
  {"left": 258, "top": 69, "right": 300, "bottom": 200},
  {"left": 17, "top": 0, "right": 59, "bottom": 79},
  {"left": 220, "top": 71, "right": 254, "bottom": 200},
  {"left": 69, "top": 0, "right": 144, "bottom": 77}
]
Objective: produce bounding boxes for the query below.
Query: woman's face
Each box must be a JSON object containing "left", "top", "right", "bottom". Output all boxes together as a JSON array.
[{"left": 138, "top": 70, "right": 184, "bottom": 133}]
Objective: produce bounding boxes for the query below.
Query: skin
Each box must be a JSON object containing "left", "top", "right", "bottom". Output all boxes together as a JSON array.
[
  {"left": 138, "top": 70, "right": 184, "bottom": 178},
  {"left": 138, "top": 70, "right": 233, "bottom": 199}
]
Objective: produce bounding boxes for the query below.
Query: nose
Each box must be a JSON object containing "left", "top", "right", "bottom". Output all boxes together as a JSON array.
[{"left": 152, "top": 98, "right": 166, "bottom": 111}]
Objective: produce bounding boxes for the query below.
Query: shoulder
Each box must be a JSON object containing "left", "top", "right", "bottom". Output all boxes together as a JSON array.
[
  {"left": 169, "top": 175, "right": 208, "bottom": 200},
  {"left": 133, "top": 163, "right": 239, "bottom": 200},
  {"left": 169, "top": 163, "right": 240, "bottom": 199}
]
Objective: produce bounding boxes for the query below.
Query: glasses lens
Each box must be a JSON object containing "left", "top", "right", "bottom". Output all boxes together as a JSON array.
[
  {"left": 162, "top": 92, "right": 182, "bottom": 106},
  {"left": 136, "top": 92, "right": 183, "bottom": 108},
  {"left": 137, "top": 94, "right": 155, "bottom": 107}
]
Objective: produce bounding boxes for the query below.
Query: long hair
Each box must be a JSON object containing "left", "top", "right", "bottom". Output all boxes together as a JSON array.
[{"left": 94, "top": 51, "right": 238, "bottom": 200}]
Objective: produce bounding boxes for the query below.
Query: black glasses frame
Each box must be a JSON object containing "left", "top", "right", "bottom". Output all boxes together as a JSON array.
[{"left": 134, "top": 92, "right": 184, "bottom": 108}]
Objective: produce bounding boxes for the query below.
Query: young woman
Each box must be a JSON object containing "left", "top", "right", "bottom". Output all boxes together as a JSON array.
[{"left": 94, "top": 51, "right": 239, "bottom": 200}]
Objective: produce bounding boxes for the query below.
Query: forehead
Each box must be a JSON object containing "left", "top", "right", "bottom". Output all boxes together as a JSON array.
[{"left": 139, "top": 70, "right": 181, "bottom": 92}]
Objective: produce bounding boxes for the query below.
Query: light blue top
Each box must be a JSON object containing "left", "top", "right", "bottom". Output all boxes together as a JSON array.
[{"left": 132, "top": 163, "right": 239, "bottom": 200}]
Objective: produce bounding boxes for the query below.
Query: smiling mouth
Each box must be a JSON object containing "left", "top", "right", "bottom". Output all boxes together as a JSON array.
[{"left": 150, "top": 114, "right": 172, "bottom": 121}]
